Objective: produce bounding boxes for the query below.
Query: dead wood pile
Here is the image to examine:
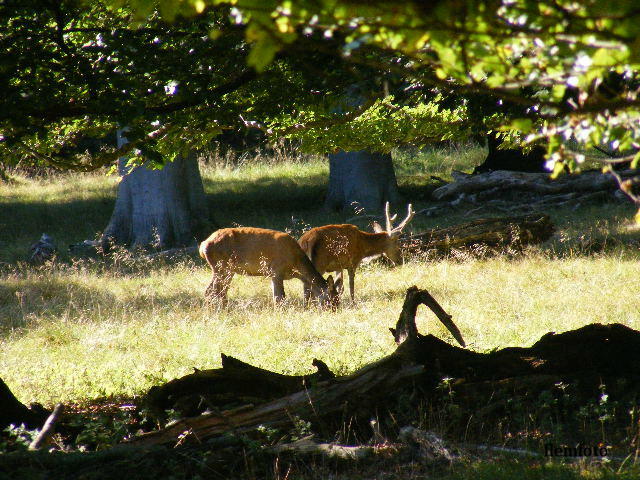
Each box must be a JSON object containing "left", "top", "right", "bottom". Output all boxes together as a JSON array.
[
  {"left": 423, "top": 169, "right": 639, "bottom": 216},
  {"left": 133, "top": 287, "right": 640, "bottom": 447},
  {"left": 406, "top": 214, "right": 555, "bottom": 255}
]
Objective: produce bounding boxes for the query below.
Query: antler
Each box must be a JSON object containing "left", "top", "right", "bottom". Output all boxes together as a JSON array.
[
  {"left": 388, "top": 203, "right": 415, "bottom": 234},
  {"left": 384, "top": 202, "right": 398, "bottom": 232}
]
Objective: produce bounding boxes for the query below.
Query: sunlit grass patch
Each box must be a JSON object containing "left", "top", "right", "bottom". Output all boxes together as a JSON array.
[
  {"left": 1, "top": 145, "right": 640, "bottom": 411},
  {"left": 1, "top": 247, "right": 639, "bottom": 406}
]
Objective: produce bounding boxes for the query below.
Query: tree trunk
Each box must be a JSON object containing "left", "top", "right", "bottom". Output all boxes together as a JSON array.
[
  {"left": 324, "top": 150, "right": 400, "bottom": 213},
  {"left": 473, "top": 133, "right": 547, "bottom": 173},
  {"left": 101, "top": 132, "right": 213, "bottom": 251}
]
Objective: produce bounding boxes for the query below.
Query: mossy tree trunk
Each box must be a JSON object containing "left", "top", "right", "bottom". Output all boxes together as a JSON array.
[
  {"left": 101, "top": 132, "right": 213, "bottom": 251},
  {"left": 324, "top": 150, "right": 400, "bottom": 213}
]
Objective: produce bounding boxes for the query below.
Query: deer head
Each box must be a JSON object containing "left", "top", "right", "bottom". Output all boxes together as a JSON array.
[{"left": 372, "top": 202, "right": 415, "bottom": 264}]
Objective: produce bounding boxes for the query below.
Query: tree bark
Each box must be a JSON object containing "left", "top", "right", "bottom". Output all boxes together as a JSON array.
[
  {"left": 432, "top": 169, "right": 639, "bottom": 201},
  {"left": 324, "top": 150, "right": 400, "bottom": 213},
  {"left": 101, "top": 132, "right": 213, "bottom": 251},
  {"left": 406, "top": 214, "right": 555, "bottom": 255}
]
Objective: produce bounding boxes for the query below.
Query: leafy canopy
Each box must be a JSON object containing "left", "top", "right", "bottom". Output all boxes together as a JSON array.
[
  {"left": 4, "top": 0, "right": 640, "bottom": 187},
  {"left": 1, "top": 0, "right": 402, "bottom": 169},
  {"left": 199, "top": 0, "right": 640, "bottom": 169}
]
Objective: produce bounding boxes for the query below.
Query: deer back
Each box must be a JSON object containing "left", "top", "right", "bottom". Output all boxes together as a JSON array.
[
  {"left": 200, "top": 227, "right": 315, "bottom": 279},
  {"left": 299, "top": 224, "right": 393, "bottom": 273}
]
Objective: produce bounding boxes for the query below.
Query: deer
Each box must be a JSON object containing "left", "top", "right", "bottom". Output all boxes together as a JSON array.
[
  {"left": 298, "top": 202, "right": 415, "bottom": 302},
  {"left": 199, "top": 227, "right": 338, "bottom": 309}
]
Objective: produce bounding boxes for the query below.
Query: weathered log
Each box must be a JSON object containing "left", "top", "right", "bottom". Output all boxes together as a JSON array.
[
  {"left": 432, "top": 169, "right": 640, "bottom": 201},
  {"left": 133, "top": 287, "right": 459, "bottom": 446},
  {"left": 268, "top": 436, "right": 376, "bottom": 460},
  {"left": 144, "top": 354, "right": 335, "bottom": 420},
  {"left": 406, "top": 214, "right": 554, "bottom": 254},
  {"left": 391, "top": 287, "right": 465, "bottom": 347},
  {"left": 133, "top": 287, "right": 640, "bottom": 447},
  {"left": 29, "top": 404, "right": 64, "bottom": 451}
]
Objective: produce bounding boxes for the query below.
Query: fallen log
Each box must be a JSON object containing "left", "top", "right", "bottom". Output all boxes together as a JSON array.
[
  {"left": 29, "top": 404, "right": 64, "bottom": 451},
  {"left": 432, "top": 169, "right": 640, "bottom": 201},
  {"left": 132, "top": 287, "right": 462, "bottom": 446},
  {"left": 144, "top": 354, "right": 335, "bottom": 421},
  {"left": 132, "top": 286, "right": 640, "bottom": 448},
  {"left": 267, "top": 436, "right": 376, "bottom": 460},
  {"left": 406, "top": 214, "right": 555, "bottom": 255}
]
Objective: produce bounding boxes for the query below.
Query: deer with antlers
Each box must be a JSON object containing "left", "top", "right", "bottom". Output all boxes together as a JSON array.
[{"left": 298, "top": 203, "right": 415, "bottom": 302}]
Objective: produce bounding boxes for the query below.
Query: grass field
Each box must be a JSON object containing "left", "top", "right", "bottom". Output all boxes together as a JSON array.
[{"left": 1, "top": 145, "right": 640, "bottom": 477}]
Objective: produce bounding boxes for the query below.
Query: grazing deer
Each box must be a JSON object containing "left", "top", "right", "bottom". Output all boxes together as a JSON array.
[
  {"left": 299, "top": 203, "right": 415, "bottom": 302},
  {"left": 199, "top": 227, "right": 338, "bottom": 309}
]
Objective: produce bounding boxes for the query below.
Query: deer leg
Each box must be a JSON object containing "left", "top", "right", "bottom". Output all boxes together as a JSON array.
[
  {"left": 347, "top": 268, "right": 355, "bottom": 301},
  {"left": 217, "top": 273, "right": 232, "bottom": 309},
  {"left": 204, "top": 276, "right": 216, "bottom": 300},
  {"left": 334, "top": 270, "right": 344, "bottom": 295},
  {"left": 271, "top": 276, "right": 286, "bottom": 306},
  {"left": 206, "top": 271, "right": 232, "bottom": 309},
  {"left": 302, "top": 281, "right": 311, "bottom": 308}
]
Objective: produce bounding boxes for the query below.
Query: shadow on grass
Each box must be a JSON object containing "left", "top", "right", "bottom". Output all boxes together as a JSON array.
[
  {"left": 0, "top": 196, "right": 114, "bottom": 264},
  {"left": 0, "top": 275, "right": 117, "bottom": 336},
  {"left": 203, "top": 174, "right": 343, "bottom": 230},
  {"left": 0, "top": 274, "right": 205, "bottom": 338}
]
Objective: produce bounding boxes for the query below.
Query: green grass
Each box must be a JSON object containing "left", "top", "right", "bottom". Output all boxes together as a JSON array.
[
  {"left": 1, "top": 146, "right": 640, "bottom": 468},
  {"left": 2, "top": 251, "right": 638, "bottom": 406}
]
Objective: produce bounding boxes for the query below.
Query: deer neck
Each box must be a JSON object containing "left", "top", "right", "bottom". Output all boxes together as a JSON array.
[
  {"left": 360, "top": 232, "right": 392, "bottom": 259},
  {"left": 298, "top": 253, "right": 326, "bottom": 288}
]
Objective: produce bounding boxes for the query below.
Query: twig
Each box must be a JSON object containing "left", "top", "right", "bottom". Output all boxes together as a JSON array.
[
  {"left": 268, "top": 436, "right": 375, "bottom": 459},
  {"left": 29, "top": 404, "right": 63, "bottom": 451}
]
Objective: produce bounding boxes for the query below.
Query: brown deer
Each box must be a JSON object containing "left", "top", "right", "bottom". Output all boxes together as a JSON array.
[
  {"left": 199, "top": 227, "right": 338, "bottom": 308},
  {"left": 298, "top": 203, "right": 415, "bottom": 302}
]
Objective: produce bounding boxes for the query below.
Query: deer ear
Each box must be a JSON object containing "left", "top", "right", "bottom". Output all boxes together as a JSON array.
[
  {"left": 326, "top": 275, "right": 335, "bottom": 289},
  {"left": 372, "top": 221, "right": 384, "bottom": 233}
]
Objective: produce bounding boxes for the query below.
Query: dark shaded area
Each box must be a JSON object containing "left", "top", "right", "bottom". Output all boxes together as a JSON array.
[
  {"left": 203, "top": 174, "right": 329, "bottom": 229},
  {"left": 473, "top": 134, "right": 547, "bottom": 174},
  {"left": 0, "top": 196, "right": 114, "bottom": 264},
  {"left": 0, "top": 378, "right": 49, "bottom": 430},
  {"left": 145, "top": 354, "right": 334, "bottom": 421}
]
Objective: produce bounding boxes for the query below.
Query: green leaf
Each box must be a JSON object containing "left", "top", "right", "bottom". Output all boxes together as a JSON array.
[
  {"left": 550, "top": 160, "right": 566, "bottom": 179},
  {"left": 511, "top": 118, "right": 533, "bottom": 133},
  {"left": 247, "top": 35, "right": 279, "bottom": 72}
]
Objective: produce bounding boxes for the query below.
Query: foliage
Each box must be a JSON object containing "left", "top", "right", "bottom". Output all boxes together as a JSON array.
[
  {"left": 0, "top": 0, "right": 376, "bottom": 169},
  {"left": 278, "top": 96, "right": 471, "bottom": 153},
  {"left": 166, "top": 0, "right": 640, "bottom": 169},
  {"left": 6, "top": 1, "right": 640, "bottom": 195},
  {"left": 0, "top": 424, "right": 38, "bottom": 452}
]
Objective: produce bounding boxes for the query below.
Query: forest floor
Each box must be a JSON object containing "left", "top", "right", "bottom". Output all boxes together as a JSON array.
[{"left": 1, "top": 144, "right": 639, "bottom": 478}]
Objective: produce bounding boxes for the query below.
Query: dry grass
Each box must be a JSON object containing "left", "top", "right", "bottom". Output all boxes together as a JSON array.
[{"left": 1, "top": 146, "right": 639, "bottom": 410}]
